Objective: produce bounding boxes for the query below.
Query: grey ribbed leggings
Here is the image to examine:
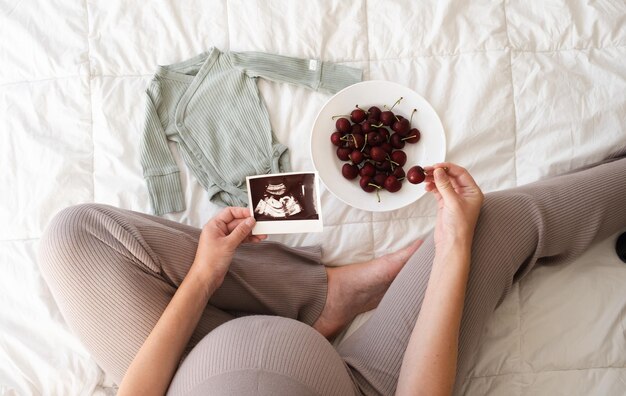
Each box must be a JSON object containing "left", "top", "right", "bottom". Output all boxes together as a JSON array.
[{"left": 39, "top": 151, "right": 626, "bottom": 395}]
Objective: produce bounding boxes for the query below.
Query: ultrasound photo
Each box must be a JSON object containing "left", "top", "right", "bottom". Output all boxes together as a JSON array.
[{"left": 246, "top": 172, "right": 323, "bottom": 235}]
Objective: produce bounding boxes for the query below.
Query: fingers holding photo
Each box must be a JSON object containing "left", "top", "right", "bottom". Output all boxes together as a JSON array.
[{"left": 216, "top": 206, "right": 253, "bottom": 224}]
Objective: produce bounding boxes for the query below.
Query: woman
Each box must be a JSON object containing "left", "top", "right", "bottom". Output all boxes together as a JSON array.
[{"left": 39, "top": 153, "right": 626, "bottom": 395}]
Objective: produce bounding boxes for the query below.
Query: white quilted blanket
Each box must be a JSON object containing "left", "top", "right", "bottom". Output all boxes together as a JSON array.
[{"left": 1, "top": 1, "right": 625, "bottom": 395}]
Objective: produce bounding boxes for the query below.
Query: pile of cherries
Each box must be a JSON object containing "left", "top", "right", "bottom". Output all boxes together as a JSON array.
[{"left": 330, "top": 97, "right": 427, "bottom": 201}]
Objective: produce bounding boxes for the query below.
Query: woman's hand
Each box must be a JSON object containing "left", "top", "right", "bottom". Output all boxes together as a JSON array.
[
  {"left": 191, "top": 207, "right": 267, "bottom": 289},
  {"left": 119, "top": 206, "right": 266, "bottom": 396},
  {"left": 424, "top": 163, "right": 484, "bottom": 250},
  {"left": 397, "top": 163, "right": 482, "bottom": 396}
]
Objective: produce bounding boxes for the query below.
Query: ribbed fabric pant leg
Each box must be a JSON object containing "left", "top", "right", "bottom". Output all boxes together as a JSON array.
[
  {"left": 38, "top": 204, "right": 327, "bottom": 385},
  {"left": 337, "top": 149, "right": 626, "bottom": 396}
]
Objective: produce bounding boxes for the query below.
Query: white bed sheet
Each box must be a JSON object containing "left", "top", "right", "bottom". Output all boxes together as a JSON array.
[{"left": 1, "top": 1, "right": 625, "bottom": 395}]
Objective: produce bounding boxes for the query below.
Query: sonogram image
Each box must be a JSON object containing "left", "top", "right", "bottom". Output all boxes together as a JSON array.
[{"left": 249, "top": 173, "right": 319, "bottom": 222}]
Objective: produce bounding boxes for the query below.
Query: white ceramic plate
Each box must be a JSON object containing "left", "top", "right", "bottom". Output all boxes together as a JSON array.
[{"left": 310, "top": 80, "right": 446, "bottom": 212}]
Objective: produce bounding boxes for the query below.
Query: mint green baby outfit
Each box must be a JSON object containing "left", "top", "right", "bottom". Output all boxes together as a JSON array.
[{"left": 140, "top": 47, "right": 362, "bottom": 215}]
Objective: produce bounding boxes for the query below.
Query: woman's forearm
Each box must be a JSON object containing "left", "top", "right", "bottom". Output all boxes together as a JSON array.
[
  {"left": 117, "top": 263, "right": 219, "bottom": 396},
  {"left": 396, "top": 240, "right": 472, "bottom": 396}
]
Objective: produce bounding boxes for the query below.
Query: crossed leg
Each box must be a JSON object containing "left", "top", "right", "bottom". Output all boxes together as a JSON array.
[
  {"left": 38, "top": 203, "right": 419, "bottom": 388},
  {"left": 337, "top": 150, "right": 626, "bottom": 395},
  {"left": 38, "top": 205, "right": 329, "bottom": 383}
]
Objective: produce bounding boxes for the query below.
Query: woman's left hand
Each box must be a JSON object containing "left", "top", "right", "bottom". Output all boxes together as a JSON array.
[{"left": 191, "top": 207, "right": 267, "bottom": 288}]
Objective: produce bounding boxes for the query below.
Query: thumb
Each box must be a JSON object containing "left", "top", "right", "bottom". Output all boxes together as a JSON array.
[
  {"left": 227, "top": 217, "right": 256, "bottom": 245},
  {"left": 433, "top": 167, "right": 455, "bottom": 201}
]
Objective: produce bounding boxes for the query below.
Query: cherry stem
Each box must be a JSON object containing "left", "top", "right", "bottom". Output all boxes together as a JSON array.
[
  {"left": 356, "top": 104, "right": 368, "bottom": 114},
  {"left": 410, "top": 108, "right": 417, "bottom": 124},
  {"left": 386, "top": 156, "right": 400, "bottom": 166},
  {"left": 398, "top": 177, "right": 405, "bottom": 181},
  {"left": 376, "top": 189, "right": 381, "bottom": 202},
  {"left": 402, "top": 134, "right": 417, "bottom": 141},
  {"left": 373, "top": 122, "right": 383, "bottom": 128},
  {"left": 368, "top": 183, "right": 382, "bottom": 189},
  {"left": 361, "top": 134, "right": 368, "bottom": 152},
  {"left": 394, "top": 115, "right": 400, "bottom": 122},
  {"left": 332, "top": 114, "right": 351, "bottom": 119},
  {"left": 388, "top": 97, "right": 403, "bottom": 111}
]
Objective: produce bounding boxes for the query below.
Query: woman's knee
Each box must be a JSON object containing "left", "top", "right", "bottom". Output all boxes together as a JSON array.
[
  {"left": 477, "top": 190, "right": 543, "bottom": 238},
  {"left": 38, "top": 203, "right": 109, "bottom": 283},
  {"left": 470, "top": 191, "right": 543, "bottom": 299}
]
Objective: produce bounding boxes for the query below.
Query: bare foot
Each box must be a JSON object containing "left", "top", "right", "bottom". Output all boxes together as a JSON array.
[{"left": 312, "top": 240, "right": 423, "bottom": 339}]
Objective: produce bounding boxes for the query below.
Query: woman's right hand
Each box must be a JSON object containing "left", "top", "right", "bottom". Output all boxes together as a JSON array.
[{"left": 424, "top": 163, "right": 484, "bottom": 251}]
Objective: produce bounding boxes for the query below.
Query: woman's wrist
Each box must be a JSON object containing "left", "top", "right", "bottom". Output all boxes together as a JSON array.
[
  {"left": 437, "top": 232, "right": 473, "bottom": 254},
  {"left": 187, "top": 262, "right": 223, "bottom": 297}
]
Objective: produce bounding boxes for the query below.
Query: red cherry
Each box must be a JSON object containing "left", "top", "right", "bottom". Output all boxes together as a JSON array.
[
  {"left": 370, "top": 146, "right": 386, "bottom": 162},
  {"left": 330, "top": 131, "right": 342, "bottom": 146},
  {"left": 368, "top": 106, "right": 381, "bottom": 116},
  {"left": 351, "top": 123, "right": 363, "bottom": 135},
  {"left": 378, "top": 128, "right": 390, "bottom": 142},
  {"left": 390, "top": 133, "right": 405, "bottom": 149},
  {"left": 361, "top": 122, "right": 374, "bottom": 133},
  {"left": 349, "top": 150, "right": 364, "bottom": 164},
  {"left": 342, "top": 163, "right": 359, "bottom": 179},
  {"left": 347, "top": 133, "right": 365, "bottom": 150},
  {"left": 373, "top": 173, "right": 386, "bottom": 187},
  {"left": 336, "top": 147, "right": 351, "bottom": 161},
  {"left": 335, "top": 118, "right": 351, "bottom": 134},
  {"left": 380, "top": 142, "right": 393, "bottom": 154},
  {"left": 368, "top": 106, "right": 381, "bottom": 122},
  {"left": 376, "top": 160, "right": 391, "bottom": 172},
  {"left": 392, "top": 118, "right": 410, "bottom": 135},
  {"left": 351, "top": 108, "right": 366, "bottom": 123},
  {"left": 367, "top": 131, "right": 383, "bottom": 146},
  {"left": 392, "top": 167, "right": 405, "bottom": 179},
  {"left": 380, "top": 111, "right": 395, "bottom": 126},
  {"left": 360, "top": 176, "right": 377, "bottom": 192},
  {"left": 359, "top": 162, "right": 376, "bottom": 177},
  {"left": 384, "top": 175, "right": 402, "bottom": 192},
  {"left": 407, "top": 166, "right": 426, "bottom": 184},
  {"left": 391, "top": 150, "right": 407, "bottom": 167},
  {"left": 404, "top": 128, "right": 421, "bottom": 144}
]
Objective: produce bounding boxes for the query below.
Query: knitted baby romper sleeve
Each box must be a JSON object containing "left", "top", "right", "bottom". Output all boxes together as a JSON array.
[{"left": 140, "top": 48, "right": 362, "bottom": 215}]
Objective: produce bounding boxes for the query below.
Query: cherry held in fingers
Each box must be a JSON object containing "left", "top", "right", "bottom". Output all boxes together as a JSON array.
[{"left": 406, "top": 166, "right": 426, "bottom": 184}]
